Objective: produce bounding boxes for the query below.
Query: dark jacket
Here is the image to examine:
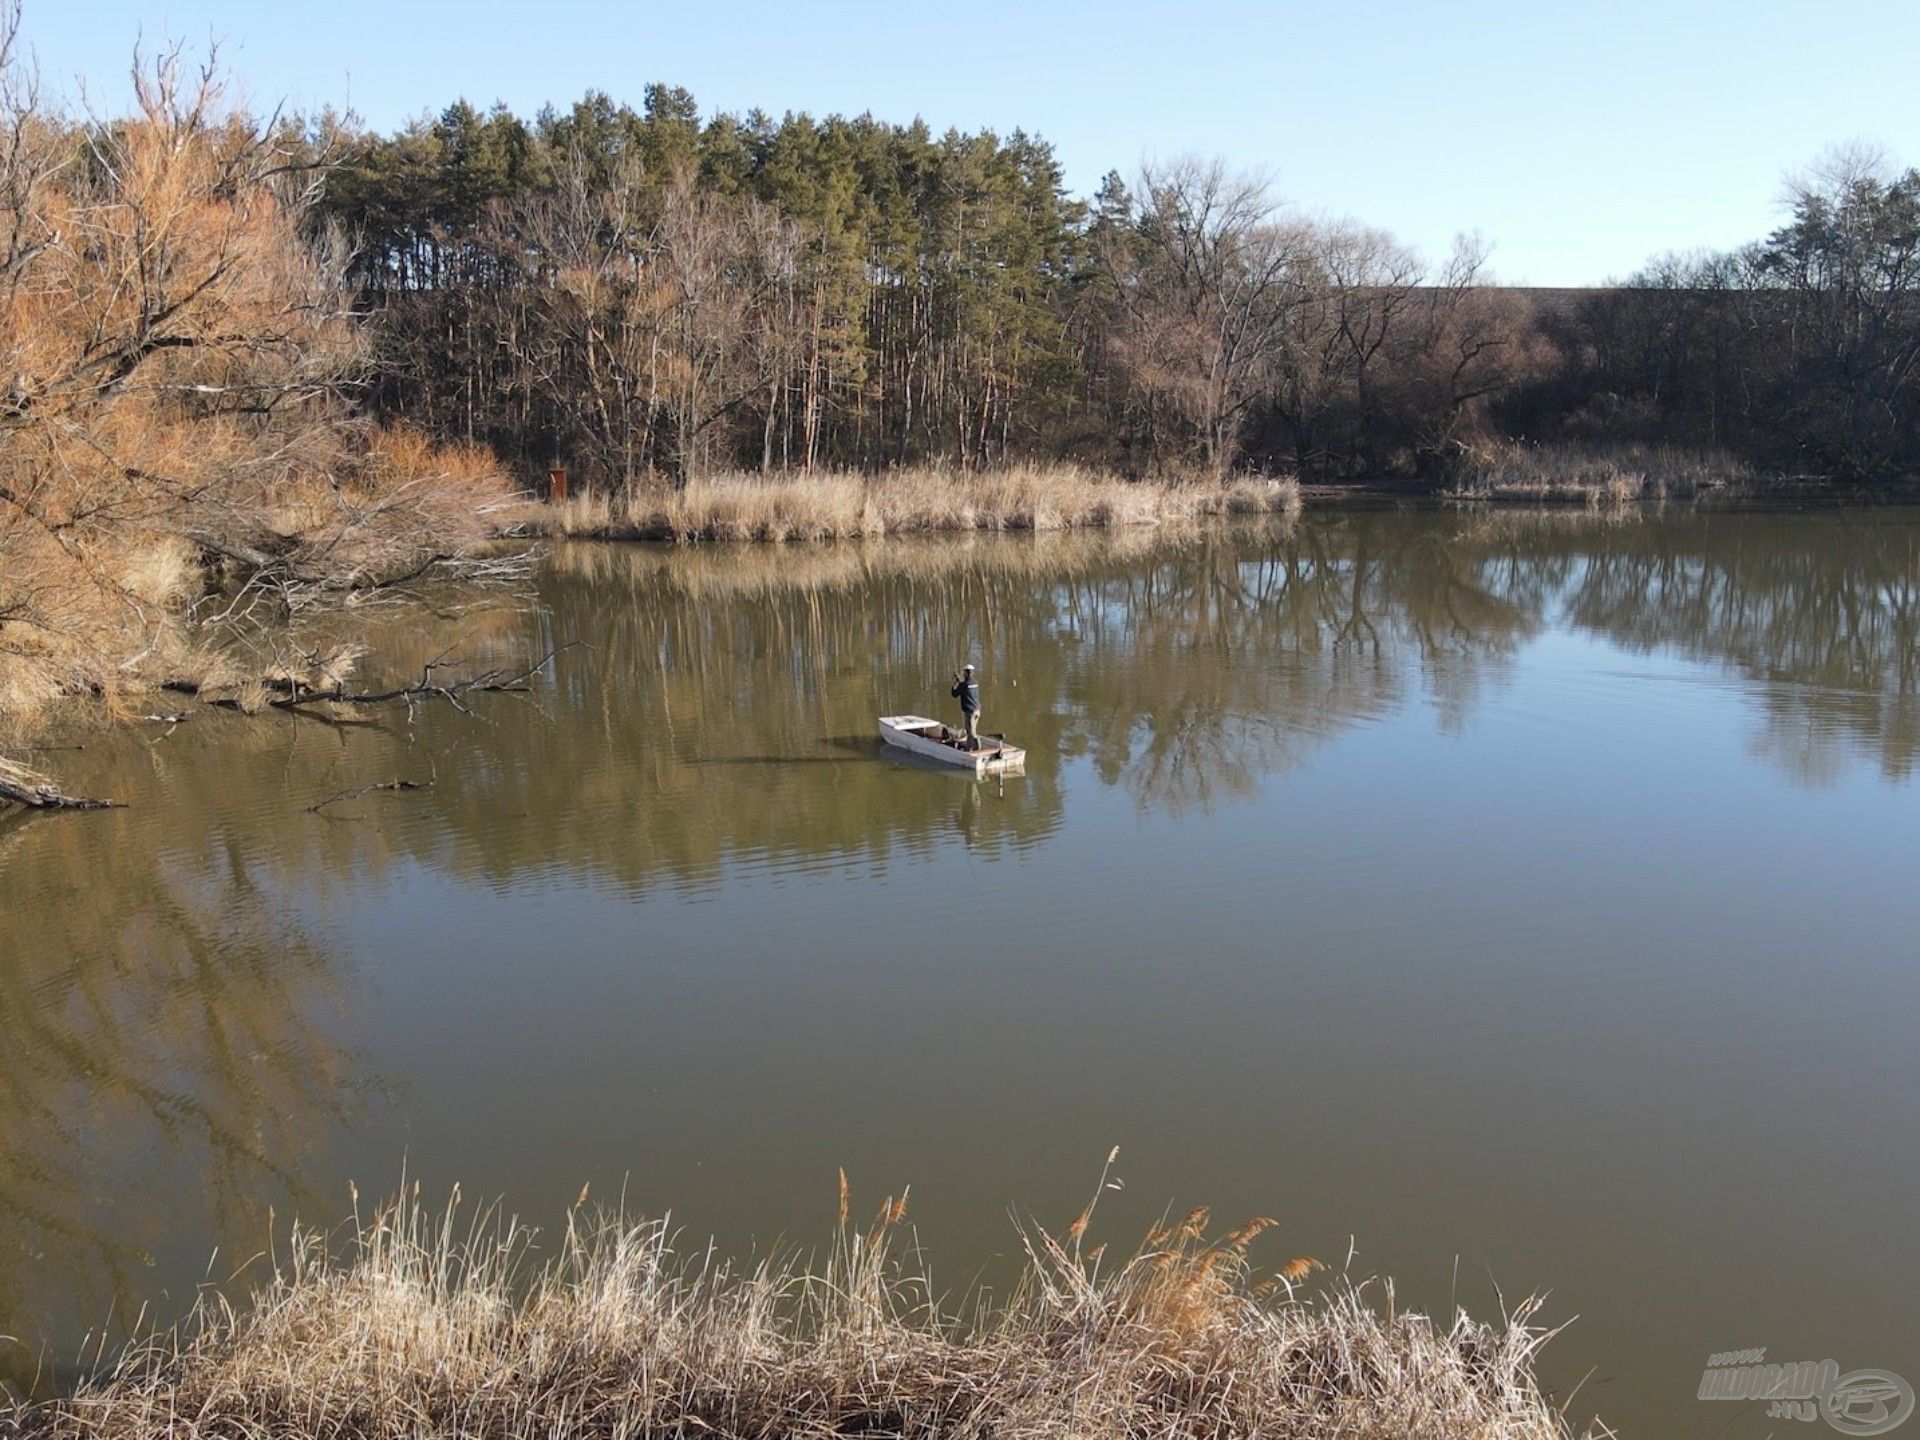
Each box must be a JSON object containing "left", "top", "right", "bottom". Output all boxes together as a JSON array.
[{"left": 951, "top": 674, "right": 981, "bottom": 713}]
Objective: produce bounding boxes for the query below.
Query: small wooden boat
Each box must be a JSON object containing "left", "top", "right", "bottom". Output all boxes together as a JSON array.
[{"left": 878, "top": 715, "right": 1026, "bottom": 773}]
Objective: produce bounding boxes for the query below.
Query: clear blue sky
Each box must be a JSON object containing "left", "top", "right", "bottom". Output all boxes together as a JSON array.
[{"left": 16, "top": 0, "right": 1919, "bottom": 285}]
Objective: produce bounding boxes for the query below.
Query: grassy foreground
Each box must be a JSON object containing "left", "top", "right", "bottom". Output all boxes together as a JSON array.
[
  {"left": 532, "top": 465, "right": 1304, "bottom": 543},
  {"left": 11, "top": 1178, "right": 1584, "bottom": 1440}
]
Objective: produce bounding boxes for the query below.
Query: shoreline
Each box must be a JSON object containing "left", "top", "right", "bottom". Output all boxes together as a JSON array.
[
  {"left": 1307, "top": 476, "right": 1920, "bottom": 508},
  {"left": 520, "top": 466, "right": 1920, "bottom": 549}
]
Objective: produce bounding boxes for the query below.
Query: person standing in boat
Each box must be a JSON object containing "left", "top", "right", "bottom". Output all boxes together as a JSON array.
[{"left": 950, "top": 663, "right": 982, "bottom": 748}]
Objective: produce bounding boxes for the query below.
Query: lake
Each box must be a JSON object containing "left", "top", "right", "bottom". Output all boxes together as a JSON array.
[{"left": 4, "top": 504, "right": 1917, "bottom": 1436}]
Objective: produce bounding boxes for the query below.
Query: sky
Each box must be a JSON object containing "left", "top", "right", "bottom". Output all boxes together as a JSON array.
[{"left": 15, "top": 0, "right": 1920, "bottom": 285}]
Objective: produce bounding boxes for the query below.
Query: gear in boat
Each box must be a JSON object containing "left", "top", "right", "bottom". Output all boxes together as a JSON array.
[{"left": 877, "top": 715, "right": 1026, "bottom": 772}]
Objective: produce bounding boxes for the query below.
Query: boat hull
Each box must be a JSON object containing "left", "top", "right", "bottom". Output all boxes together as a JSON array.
[{"left": 878, "top": 715, "right": 1025, "bottom": 773}]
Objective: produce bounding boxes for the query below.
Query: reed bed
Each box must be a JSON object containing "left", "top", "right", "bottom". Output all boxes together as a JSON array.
[
  {"left": 1444, "top": 441, "right": 1751, "bottom": 505},
  {"left": 532, "top": 465, "right": 1303, "bottom": 544},
  {"left": 545, "top": 515, "right": 1298, "bottom": 605},
  {"left": 12, "top": 1171, "right": 1588, "bottom": 1440}
]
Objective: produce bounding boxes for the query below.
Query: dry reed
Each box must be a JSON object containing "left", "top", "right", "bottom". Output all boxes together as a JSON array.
[
  {"left": 529, "top": 464, "right": 1303, "bottom": 544},
  {"left": 1445, "top": 441, "right": 1752, "bottom": 505},
  {"left": 13, "top": 1170, "right": 1590, "bottom": 1440}
]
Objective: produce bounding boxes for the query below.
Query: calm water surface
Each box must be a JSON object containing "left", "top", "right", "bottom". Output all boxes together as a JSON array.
[{"left": 5, "top": 506, "right": 1919, "bottom": 1435}]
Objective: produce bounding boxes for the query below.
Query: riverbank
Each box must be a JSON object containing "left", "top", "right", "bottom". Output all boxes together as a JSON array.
[
  {"left": 527, "top": 465, "right": 1303, "bottom": 543},
  {"left": 1423, "top": 441, "right": 1920, "bottom": 507},
  {"left": 9, "top": 1184, "right": 1582, "bottom": 1440}
]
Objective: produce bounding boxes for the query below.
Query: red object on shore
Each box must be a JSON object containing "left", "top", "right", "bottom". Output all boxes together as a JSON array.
[{"left": 547, "top": 468, "right": 568, "bottom": 503}]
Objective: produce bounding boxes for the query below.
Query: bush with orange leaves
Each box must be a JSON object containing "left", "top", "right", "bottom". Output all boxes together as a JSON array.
[{"left": 0, "top": 9, "right": 515, "bottom": 723}]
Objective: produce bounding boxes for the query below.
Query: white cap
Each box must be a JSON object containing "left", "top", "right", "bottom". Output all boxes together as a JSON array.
[{"left": 963, "top": 663, "right": 975, "bottom": 671}]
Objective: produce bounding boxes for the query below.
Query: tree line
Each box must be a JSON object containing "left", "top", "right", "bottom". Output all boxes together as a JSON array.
[
  {"left": 1510, "top": 148, "right": 1920, "bottom": 479},
  {"left": 312, "top": 93, "right": 1920, "bottom": 488}
]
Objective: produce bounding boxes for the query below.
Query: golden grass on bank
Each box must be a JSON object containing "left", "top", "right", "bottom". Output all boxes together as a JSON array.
[
  {"left": 531, "top": 464, "right": 1303, "bottom": 543},
  {"left": 13, "top": 1173, "right": 1588, "bottom": 1440},
  {"left": 544, "top": 517, "right": 1292, "bottom": 606},
  {"left": 1445, "top": 441, "right": 1752, "bottom": 505}
]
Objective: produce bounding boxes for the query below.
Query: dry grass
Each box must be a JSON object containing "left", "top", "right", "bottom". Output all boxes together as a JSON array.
[
  {"left": 14, "top": 1169, "right": 1587, "bottom": 1440},
  {"left": 544, "top": 518, "right": 1287, "bottom": 606},
  {"left": 529, "top": 465, "right": 1303, "bottom": 544},
  {"left": 1445, "top": 441, "right": 1752, "bottom": 506}
]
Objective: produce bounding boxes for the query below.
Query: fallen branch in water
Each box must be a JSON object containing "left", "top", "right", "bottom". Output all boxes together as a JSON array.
[
  {"left": 306, "top": 777, "right": 434, "bottom": 813},
  {"left": 200, "top": 643, "right": 580, "bottom": 718},
  {"left": 0, "top": 756, "right": 123, "bottom": 811}
]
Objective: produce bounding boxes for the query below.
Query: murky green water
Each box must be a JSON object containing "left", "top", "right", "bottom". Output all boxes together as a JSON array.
[{"left": 5, "top": 506, "right": 1919, "bottom": 1435}]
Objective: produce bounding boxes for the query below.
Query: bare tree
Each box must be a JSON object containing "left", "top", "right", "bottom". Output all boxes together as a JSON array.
[
  {"left": 1397, "top": 237, "right": 1536, "bottom": 469},
  {"left": 1264, "top": 221, "right": 1425, "bottom": 473},
  {"left": 656, "top": 177, "right": 801, "bottom": 481},
  {"left": 1097, "top": 158, "right": 1312, "bottom": 477},
  {"left": 473, "top": 160, "right": 805, "bottom": 491}
]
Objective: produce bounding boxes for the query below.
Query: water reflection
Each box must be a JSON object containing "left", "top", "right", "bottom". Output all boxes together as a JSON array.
[
  {"left": 1553, "top": 513, "right": 1920, "bottom": 783},
  {"left": 525, "top": 519, "right": 1540, "bottom": 825},
  {"left": 0, "top": 777, "right": 361, "bottom": 1390},
  {"left": 2, "top": 505, "right": 1917, "bottom": 1416}
]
